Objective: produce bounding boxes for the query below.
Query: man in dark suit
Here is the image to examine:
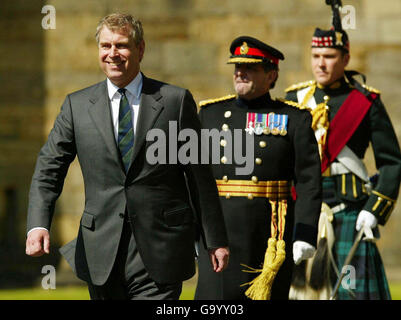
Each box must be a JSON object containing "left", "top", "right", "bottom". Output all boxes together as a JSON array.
[{"left": 25, "top": 13, "right": 229, "bottom": 300}]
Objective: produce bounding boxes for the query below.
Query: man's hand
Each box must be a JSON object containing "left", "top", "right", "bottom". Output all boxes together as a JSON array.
[
  {"left": 356, "top": 210, "right": 377, "bottom": 231},
  {"left": 208, "top": 247, "right": 230, "bottom": 273},
  {"left": 293, "top": 241, "right": 315, "bottom": 265},
  {"left": 26, "top": 229, "right": 50, "bottom": 257}
]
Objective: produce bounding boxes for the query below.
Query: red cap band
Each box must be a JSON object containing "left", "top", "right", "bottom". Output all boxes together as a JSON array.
[{"left": 234, "top": 46, "right": 279, "bottom": 65}]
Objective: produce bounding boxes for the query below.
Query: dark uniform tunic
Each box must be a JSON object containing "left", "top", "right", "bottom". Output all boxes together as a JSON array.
[
  {"left": 285, "top": 77, "right": 401, "bottom": 299},
  {"left": 195, "top": 93, "right": 322, "bottom": 300}
]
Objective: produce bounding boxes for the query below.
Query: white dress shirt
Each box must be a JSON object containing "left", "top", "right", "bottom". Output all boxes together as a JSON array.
[
  {"left": 107, "top": 72, "right": 143, "bottom": 141},
  {"left": 27, "top": 73, "right": 143, "bottom": 236}
]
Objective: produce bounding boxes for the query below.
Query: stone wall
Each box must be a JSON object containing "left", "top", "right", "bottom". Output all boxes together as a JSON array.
[{"left": 1, "top": 0, "right": 400, "bottom": 286}]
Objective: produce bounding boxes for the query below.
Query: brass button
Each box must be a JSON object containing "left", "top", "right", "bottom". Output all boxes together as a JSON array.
[
  {"left": 255, "top": 158, "right": 262, "bottom": 165},
  {"left": 222, "top": 175, "right": 228, "bottom": 182},
  {"left": 259, "top": 141, "right": 267, "bottom": 148},
  {"left": 225, "top": 193, "right": 231, "bottom": 199},
  {"left": 247, "top": 193, "right": 254, "bottom": 200},
  {"left": 251, "top": 176, "right": 258, "bottom": 183},
  {"left": 221, "top": 156, "right": 228, "bottom": 164},
  {"left": 222, "top": 124, "right": 229, "bottom": 131},
  {"left": 323, "top": 95, "right": 330, "bottom": 102},
  {"left": 220, "top": 139, "right": 227, "bottom": 147},
  {"left": 224, "top": 111, "right": 232, "bottom": 118}
]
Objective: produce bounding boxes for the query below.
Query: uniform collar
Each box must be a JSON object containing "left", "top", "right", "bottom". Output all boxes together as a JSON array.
[
  {"left": 316, "top": 77, "right": 349, "bottom": 92},
  {"left": 236, "top": 92, "right": 272, "bottom": 109}
]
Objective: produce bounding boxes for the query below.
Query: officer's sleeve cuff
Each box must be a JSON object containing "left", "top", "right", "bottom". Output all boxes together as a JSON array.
[
  {"left": 293, "top": 223, "right": 318, "bottom": 247},
  {"left": 363, "top": 190, "right": 396, "bottom": 226}
]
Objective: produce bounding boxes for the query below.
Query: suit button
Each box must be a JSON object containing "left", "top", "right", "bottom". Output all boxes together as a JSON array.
[
  {"left": 220, "top": 139, "right": 227, "bottom": 147},
  {"left": 225, "top": 193, "right": 231, "bottom": 199},
  {"left": 222, "top": 175, "right": 228, "bottom": 182},
  {"left": 247, "top": 193, "right": 254, "bottom": 200},
  {"left": 252, "top": 176, "right": 258, "bottom": 183},
  {"left": 255, "top": 158, "right": 262, "bottom": 165},
  {"left": 119, "top": 213, "right": 125, "bottom": 219},
  {"left": 222, "top": 124, "right": 229, "bottom": 131},
  {"left": 259, "top": 141, "right": 267, "bottom": 148},
  {"left": 221, "top": 156, "right": 228, "bottom": 164},
  {"left": 224, "top": 111, "right": 232, "bottom": 118}
]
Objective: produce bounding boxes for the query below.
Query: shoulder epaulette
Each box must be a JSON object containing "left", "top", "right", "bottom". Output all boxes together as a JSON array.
[
  {"left": 362, "top": 84, "right": 380, "bottom": 94},
  {"left": 199, "top": 94, "right": 236, "bottom": 107},
  {"left": 276, "top": 98, "right": 312, "bottom": 112},
  {"left": 285, "top": 80, "right": 316, "bottom": 93}
]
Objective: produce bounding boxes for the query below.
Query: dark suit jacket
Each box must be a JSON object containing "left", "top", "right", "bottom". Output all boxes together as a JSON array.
[{"left": 27, "top": 74, "right": 228, "bottom": 286}]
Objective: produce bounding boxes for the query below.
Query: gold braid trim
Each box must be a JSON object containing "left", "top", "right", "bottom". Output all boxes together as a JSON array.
[
  {"left": 276, "top": 98, "right": 311, "bottom": 112},
  {"left": 372, "top": 190, "right": 396, "bottom": 202},
  {"left": 362, "top": 84, "right": 381, "bottom": 94},
  {"left": 285, "top": 80, "right": 316, "bottom": 93},
  {"left": 199, "top": 94, "right": 236, "bottom": 107},
  {"left": 311, "top": 103, "right": 329, "bottom": 130},
  {"left": 227, "top": 57, "right": 264, "bottom": 64},
  {"left": 241, "top": 199, "right": 287, "bottom": 300},
  {"left": 301, "top": 84, "right": 317, "bottom": 106}
]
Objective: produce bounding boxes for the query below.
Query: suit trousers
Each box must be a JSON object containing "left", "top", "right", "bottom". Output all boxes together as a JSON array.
[{"left": 87, "top": 216, "right": 182, "bottom": 300}]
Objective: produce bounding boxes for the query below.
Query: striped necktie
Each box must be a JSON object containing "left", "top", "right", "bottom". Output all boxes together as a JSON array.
[{"left": 117, "top": 88, "right": 134, "bottom": 172}]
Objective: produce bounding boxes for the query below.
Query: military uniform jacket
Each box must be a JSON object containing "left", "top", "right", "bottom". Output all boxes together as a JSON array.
[
  {"left": 285, "top": 77, "right": 401, "bottom": 225},
  {"left": 195, "top": 93, "right": 322, "bottom": 299}
]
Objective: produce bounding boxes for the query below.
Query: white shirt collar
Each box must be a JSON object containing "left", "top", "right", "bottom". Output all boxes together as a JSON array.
[{"left": 107, "top": 72, "right": 143, "bottom": 100}]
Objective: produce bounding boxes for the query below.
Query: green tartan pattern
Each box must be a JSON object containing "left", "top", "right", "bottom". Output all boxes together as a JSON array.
[{"left": 332, "top": 207, "right": 391, "bottom": 300}]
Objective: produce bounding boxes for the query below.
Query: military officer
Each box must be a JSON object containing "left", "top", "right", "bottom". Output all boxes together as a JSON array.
[
  {"left": 194, "top": 36, "right": 322, "bottom": 300},
  {"left": 285, "top": 27, "right": 401, "bottom": 300}
]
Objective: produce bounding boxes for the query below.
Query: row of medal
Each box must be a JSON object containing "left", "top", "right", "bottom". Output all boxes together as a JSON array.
[{"left": 245, "top": 112, "right": 288, "bottom": 136}]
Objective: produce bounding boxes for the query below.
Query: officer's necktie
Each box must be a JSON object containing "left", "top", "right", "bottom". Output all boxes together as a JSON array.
[{"left": 117, "top": 88, "right": 134, "bottom": 172}]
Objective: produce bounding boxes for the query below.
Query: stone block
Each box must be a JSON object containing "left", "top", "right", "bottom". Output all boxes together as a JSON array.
[
  {"left": 104, "top": 0, "right": 194, "bottom": 19},
  {"left": 141, "top": 41, "right": 164, "bottom": 74},
  {"left": 163, "top": 41, "right": 218, "bottom": 76},
  {"left": 366, "top": 49, "right": 401, "bottom": 77},
  {"left": 381, "top": 18, "right": 401, "bottom": 44},
  {"left": 364, "top": 0, "right": 401, "bottom": 18},
  {"left": 189, "top": 15, "right": 271, "bottom": 44},
  {"left": 142, "top": 17, "right": 189, "bottom": 41}
]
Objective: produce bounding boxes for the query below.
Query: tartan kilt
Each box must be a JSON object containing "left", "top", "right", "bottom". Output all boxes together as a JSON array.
[{"left": 326, "top": 177, "right": 392, "bottom": 300}]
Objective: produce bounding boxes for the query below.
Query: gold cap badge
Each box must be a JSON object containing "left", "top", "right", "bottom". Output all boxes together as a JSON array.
[
  {"left": 240, "top": 42, "right": 249, "bottom": 55},
  {"left": 335, "top": 32, "right": 343, "bottom": 46}
]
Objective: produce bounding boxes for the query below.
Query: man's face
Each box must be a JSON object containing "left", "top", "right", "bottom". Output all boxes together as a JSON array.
[
  {"left": 98, "top": 26, "right": 145, "bottom": 88},
  {"left": 311, "top": 47, "right": 349, "bottom": 86},
  {"left": 233, "top": 64, "right": 277, "bottom": 100}
]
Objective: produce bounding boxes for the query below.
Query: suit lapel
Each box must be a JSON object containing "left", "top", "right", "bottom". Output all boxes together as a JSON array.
[
  {"left": 129, "top": 76, "right": 164, "bottom": 171},
  {"left": 87, "top": 81, "right": 124, "bottom": 171}
]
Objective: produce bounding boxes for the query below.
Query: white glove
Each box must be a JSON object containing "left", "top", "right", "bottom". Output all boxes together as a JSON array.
[
  {"left": 293, "top": 241, "right": 316, "bottom": 265},
  {"left": 356, "top": 210, "right": 377, "bottom": 231}
]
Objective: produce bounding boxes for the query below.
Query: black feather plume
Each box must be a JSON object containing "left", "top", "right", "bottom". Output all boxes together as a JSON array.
[{"left": 325, "top": 0, "right": 343, "bottom": 31}]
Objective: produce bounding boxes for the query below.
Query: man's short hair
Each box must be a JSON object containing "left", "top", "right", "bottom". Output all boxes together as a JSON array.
[
  {"left": 262, "top": 62, "right": 279, "bottom": 89},
  {"left": 95, "top": 13, "right": 144, "bottom": 46}
]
